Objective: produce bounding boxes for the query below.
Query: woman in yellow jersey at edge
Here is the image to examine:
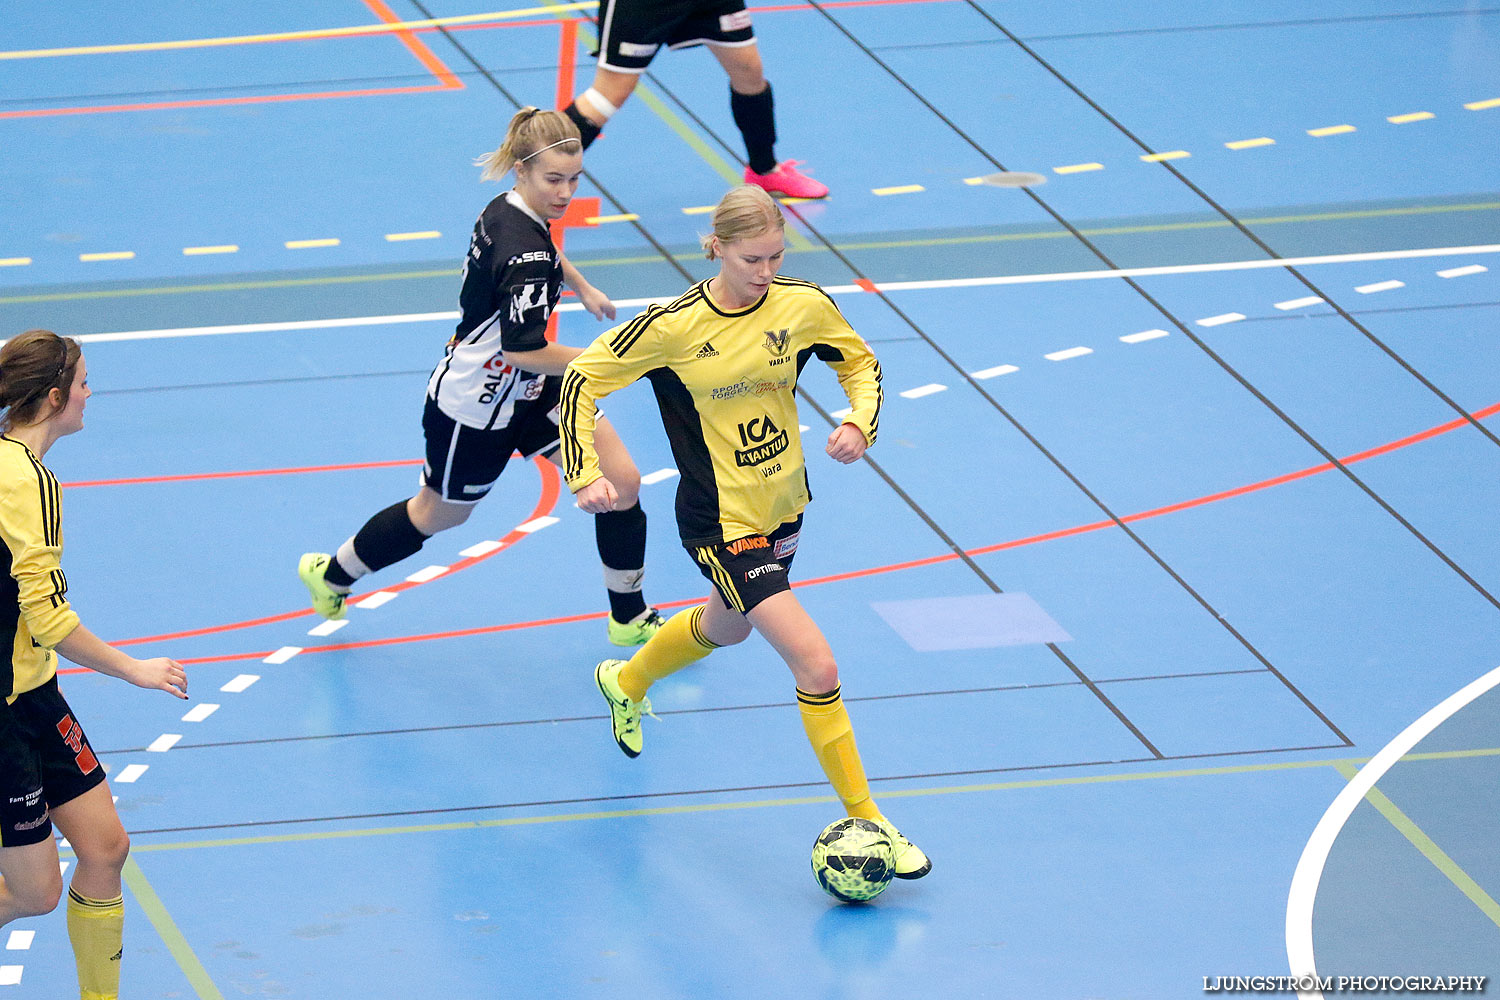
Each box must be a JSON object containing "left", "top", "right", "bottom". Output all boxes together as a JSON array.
[
  {"left": 0, "top": 330, "right": 188, "bottom": 1000},
  {"left": 560, "top": 186, "right": 930, "bottom": 880}
]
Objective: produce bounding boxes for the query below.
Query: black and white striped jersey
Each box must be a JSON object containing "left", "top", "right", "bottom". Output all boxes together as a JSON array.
[{"left": 427, "top": 190, "right": 563, "bottom": 430}]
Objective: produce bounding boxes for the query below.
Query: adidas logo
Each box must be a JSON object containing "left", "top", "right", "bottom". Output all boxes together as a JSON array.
[{"left": 695, "top": 341, "right": 719, "bottom": 359}]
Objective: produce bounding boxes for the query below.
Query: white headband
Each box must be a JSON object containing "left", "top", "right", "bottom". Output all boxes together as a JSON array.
[{"left": 519, "top": 138, "right": 581, "bottom": 162}]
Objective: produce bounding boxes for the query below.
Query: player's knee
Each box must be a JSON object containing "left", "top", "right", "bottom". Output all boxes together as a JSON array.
[
  {"left": 796, "top": 654, "right": 839, "bottom": 694},
  {"left": 613, "top": 469, "right": 641, "bottom": 508},
  {"left": 76, "top": 827, "right": 130, "bottom": 873},
  {"left": 10, "top": 871, "right": 63, "bottom": 917}
]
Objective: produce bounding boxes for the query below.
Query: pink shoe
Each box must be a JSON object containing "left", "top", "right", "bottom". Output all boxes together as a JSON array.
[{"left": 744, "top": 159, "right": 829, "bottom": 199}]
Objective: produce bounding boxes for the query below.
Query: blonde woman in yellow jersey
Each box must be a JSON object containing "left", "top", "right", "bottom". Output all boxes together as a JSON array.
[
  {"left": 0, "top": 330, "right": 188, "bottom": 1000},
  {"left": 560, "top": 186, "right": 929, "bottom": 880}
]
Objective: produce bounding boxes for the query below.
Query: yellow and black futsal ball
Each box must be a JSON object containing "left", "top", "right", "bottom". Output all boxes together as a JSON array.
[{"left": 810, "top": 817, "right": 897, "bottom": 902}]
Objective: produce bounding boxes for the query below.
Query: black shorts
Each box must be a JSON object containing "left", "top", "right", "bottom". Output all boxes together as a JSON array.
[
  {"left": 691, "top": 515, "right": 803, "bottom": 614},
  {"left": 422, "top": 386, "right": 561, "bottom": 504},
  {"left": 594, "top": 0, "right": 755, "bottom": 74},
  {"left": 0, "top": 677, "right": 106, "bottom": 848}
]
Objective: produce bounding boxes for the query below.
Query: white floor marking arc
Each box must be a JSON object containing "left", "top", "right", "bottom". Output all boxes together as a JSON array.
[
  {"left": 517, "top": 516, "right": 559, "bottom": 533},
  {"left": 1275, "top": 296, "right": 1324, "bottom": 310},
  {"left": 1045, "top": 346, "right": 1093, "bottom": 361},
  {"left": 356, "top": 591, "right": 398, "bottom": 610},
  {"left": 220, "top": 674, "right": 260, "bottom": 693},
  {"left": 1354, "top": 280, "right": 1405, "bottom": 294},
  {"left": 1119, "top": 329, "right": 1169, "bottom": 343},
  {"left": 182, "top": 703, "right": 219, "bottom": 722},
  {"left": 970, "top": 364, "right": 1019, "bottom": 379},
  {"left": 5, "top": 932, "right": 33, "bottom": 951},
  {"left": 404, "top": 565, "right": 448, "bottom": 583},
  {"left": 459, "top": 539, "right": 505, "bottom": 558},
  {"left": 263, "top": 646, "right": 302, "bottom": 664},
  {"left": 115, "top": 764, "right": 149, "bottom": 783},
  {"left": 1286, "top": 663, "right": 1500, "bottom": 998},
  {"left": 1197, "top": 313, "right": 1246, "bottom": 327},
  {"left": 1437, "top": 264, "right": 1486, "bottom": 278},
  {"left": 640, "top": 468, "right": 679, "bottom": 485},
  {"left": 146, "top": 734, "right": 181, "bottom": 752},
  {"left": 307, "top": 618, "right": 349, "bottom": 637},
  {"left": 899, "top": 383, "right": 947, "bottom": 398}
]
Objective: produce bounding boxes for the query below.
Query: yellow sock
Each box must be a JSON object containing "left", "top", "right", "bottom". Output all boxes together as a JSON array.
[
  {"left": 618, "top": 605, "right": 718, "bottom": 702},
  {"left": 797, "top": 686, "right": 881, "bottom": 820},
  {"left": 67, "top": 887, "right": 123, "bottom": 1000}
]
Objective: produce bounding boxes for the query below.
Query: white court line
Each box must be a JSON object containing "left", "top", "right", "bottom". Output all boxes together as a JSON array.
[
  {"left": 182, "top": 703, "right": 219, "bottom": 722},
  {"left": 1197, "top": 313, "right": 1246, "bottom": 327},
  {"left": 1354, "top": 280, "right": 1405, "bottom": 294},
  {"left": 517, "top": 516, "right": 559, "bottom": 533},
  {"left": 307, "top": 618, "right": 349, "bottom": 637},
  {"left": 1119, "top": 329, "right": 1169, "bottom": 343},
  {"left": 263, "top": 646, "right": 302, "bottom": 664},
  {"left": 6, "top": 931, "right": 33, "bottom": 950},
  {"left": 459, "top": 539, "right": 504, "bottom": 558},
  {"left": 970, "top": 364, "right": 1018, "bottom": 378},
  {"left": 0, "top": 966, "right": 20, "bottom": 986},
  {"left": 640, "top": 468, "right": 679, "bottom": 485},
  {"left": 830, "top": 407, "right": 853, "bottom": 419},
  {"left": 56, "top": 244, "right": 1500, "bottom": 345},
  {"left": 146, "top": 734, "right": 181, "bottom": 752},
  {"left": 115, "top": 764, "right": 149, "bottom": 783},
  {"left": 899, "top": 383, "right": 947, "bottom": 398},
  {"left": 1287, "top": 663, "right": 1500, "bottom": 998},
  {"left": 404, "top": 564, "right": 448, "bottom": 583},
  {"left": 1044, "top": 347, "right": 1093, "bottom": 361},
  {"left": 1274, "top": 296, "right": 1324, "bottom": 310},
  {"left": 220, "top": 674, "right": 260, "bottom": 693},
  {"left": 357, "top": 591, "right": 398, "bottom": 610},
  {"left": 1437, "top": 264, "right": 1487, "bottom": 278}
]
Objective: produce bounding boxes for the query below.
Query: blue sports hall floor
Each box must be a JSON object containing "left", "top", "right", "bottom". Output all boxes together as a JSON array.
[{"left": 2, "top": 1, "right": 1498, "bottom": 996}]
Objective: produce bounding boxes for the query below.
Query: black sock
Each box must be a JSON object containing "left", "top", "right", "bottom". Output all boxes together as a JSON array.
[
  {"left": 564, "top": 101, "right": 603, "bottom": 150},
  {"left": 596, "top": 501, "right": 648, "bottom": 621},
  {"left": 337, "top": 500, "right": 430, "bottom": 581},
  {"left": 730, "top": 83, "right": 777, "bottom": 175}
]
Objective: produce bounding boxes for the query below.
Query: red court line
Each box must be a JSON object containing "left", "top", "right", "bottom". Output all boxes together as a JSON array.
[
  {"left": 361, "top": 0, "right": 463, "bottom": 90},
  {"left": 63, "top": 458, "right": 423, "bottom": 490},
  {"left": 2, "top": 0, "right": 955, "bottom": 120},
  {"left": 97, "top": 398, "right": 1500, "bottom": 665},
  {"left": 101, "top": 457, "right": 561, "bottom": 649},
  {"left": 2, "top": 0, "right": 462, "bottom": 120},
  {"left": 555, "top": 17, "right": 578, "bottom": 112}
]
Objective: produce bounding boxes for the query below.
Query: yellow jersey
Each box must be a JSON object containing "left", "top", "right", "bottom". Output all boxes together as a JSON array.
[
  {"left": 0, "top": 435, "right": 79, "bottom": 703},
  {"left": 560, "top": 276, "right": 883, "bottom": 546}
]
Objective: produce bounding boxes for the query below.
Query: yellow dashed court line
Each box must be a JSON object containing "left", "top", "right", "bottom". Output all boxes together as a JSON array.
[
  {"left": 1388, "top": 111, "right": 1435, "bottom": 124},
  {"left": 79, "top": 251, "right": 135, "bottom": 262},
  {"left": 285, "top": 238, "right": 340, "bottom": 249},
  {"left": 1226, "top": 137, "right": 1275, "bottom": 150},
  {"left": 681, "top": 205, "right": 715, "bottom": 215},
  {"left": 1052, "top": 163, "right": 1104, "bottom": 175},
  {"left": 1140, "top": 150, "right": 1190, "bottom": 162},
  {"left": 1308, "top": 124, "right": 1356, "bottom": 137},
  {"left": 872, "top": 184, "right": 925, "bottom": 196},
  {"left": 963, "top": 176, "right": 987, "bottom": 186},
  {"left": 0, "top": 258, "right": 31, "bottom": 267},
  {"left": 778, "top": 197, "right": 819, "bottom": 206},
  {"left": 384, "top": 231, "right": 441, "bottom": 242},
  {"left": 584, "top": 214, "right": 637, "bottom": 224},
  {"left": 182, "top": 245, "right": 238, "bottom": 256},
  {"left": 1466, "top": 98, "right": 1500, "bottom": 111}
]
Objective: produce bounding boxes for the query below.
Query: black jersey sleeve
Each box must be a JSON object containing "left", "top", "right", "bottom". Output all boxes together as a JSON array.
[
  {"left": 455, "top": 223, "right": 500, "bottom": 341},
  {"left": 497, "top": 256, "right": 556, "bottom": 354}
]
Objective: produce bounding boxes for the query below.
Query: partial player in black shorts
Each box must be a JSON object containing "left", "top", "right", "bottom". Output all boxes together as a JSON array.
[
  {"left": 691, "top": 515, "right": 801, "bottom": 614},
  {"left": 562, "top": 0, "right": 831, "bottom": 199},
  {"left": 0, "top": 679, "right": 105, "bottom": 849},
  {"left": 298, "top": 108, "right": 664, "bottom": 648},
  {"left": 0, "top": 329, "right": 190, "bottom": 1000}
]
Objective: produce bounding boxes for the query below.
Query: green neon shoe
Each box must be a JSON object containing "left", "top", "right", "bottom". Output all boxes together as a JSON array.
[
  {"left": 595, "top": 658, "right": 652, "bottom": 758},
  {"left": 607, "top": 608, "right": 666, "bottom": 647},
  {"left": 876, "top": 818, "right": 932, "bottom": 880},
  {"left": 297, "top": 552, "right": 348, "bottom": 621}
]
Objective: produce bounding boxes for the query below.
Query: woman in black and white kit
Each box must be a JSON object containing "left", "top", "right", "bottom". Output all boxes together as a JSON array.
[{"left": 300, "top": 108, "right": 663, "bottom": 647}]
